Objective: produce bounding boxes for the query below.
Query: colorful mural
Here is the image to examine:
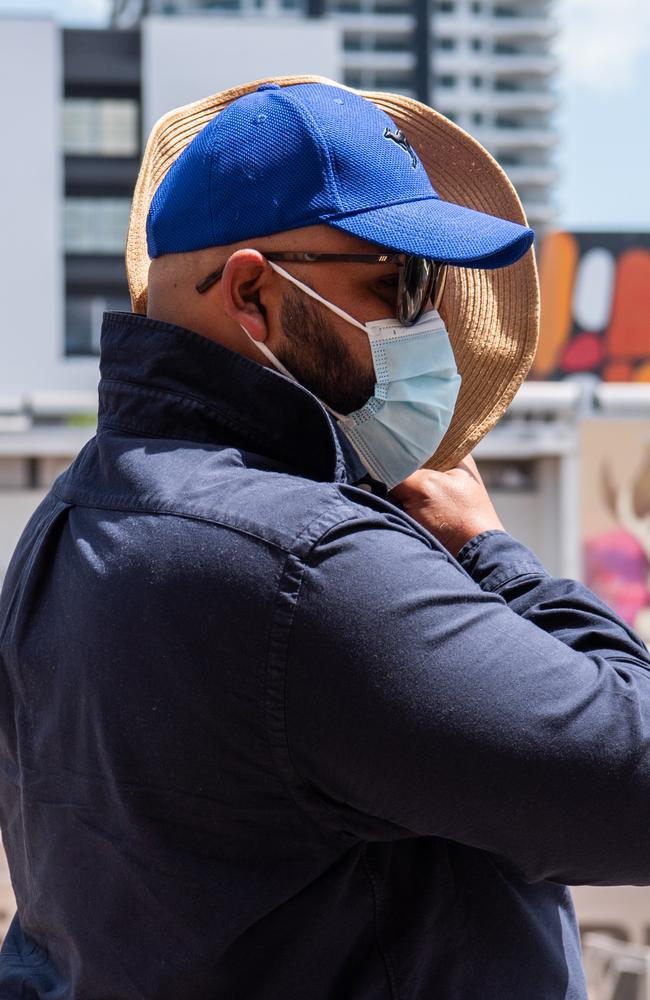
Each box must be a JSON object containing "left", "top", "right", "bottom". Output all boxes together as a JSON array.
[
  {"left": 581, "top": 420, "right": 650, "bottom": 646},
  {"left": 533, "top": 232, "right": 650, "bottom": 382}
]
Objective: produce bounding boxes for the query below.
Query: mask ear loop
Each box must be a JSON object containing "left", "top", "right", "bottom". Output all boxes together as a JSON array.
[
  {"left": 240, "top": 325, "right": 296, "bottom": 380},
  {"left": 240, "top": 323, "right": 347, "bottom": 421},
  {"left": 267, "top": 260, "right": 367, "bottom": 333}
]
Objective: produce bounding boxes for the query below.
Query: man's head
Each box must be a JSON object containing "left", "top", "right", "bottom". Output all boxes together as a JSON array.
[
  {"left": 131, "top": 76, "right": 540, "bottom": 473},
  {"left": 145, "top": 81, "right": 533, "bottom": 414}
]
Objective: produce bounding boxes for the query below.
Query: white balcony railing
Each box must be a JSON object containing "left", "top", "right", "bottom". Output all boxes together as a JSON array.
[
  {"left": 335, "top": 12, "right": 412, "bottom": 31},
  {"left": 342, "top": 49, "right": 415, "bottom": 71},
  {"left": 432, "top": 91, "right": 556, "bottom": 113},
  {"left": 473, "top": 126, "right": 556, "bottom": 149},
  {"left": 519, "top": 200, "right": 555, "bottom": 225},
  {"left": 435, "top": 52, "right": 557, "bottom": 76},
  {"left": 505, "top": 164, "right": 557, "bottom": 186},
  {"left": 433, "top": 13, "right": 558, "bottom": 39}
]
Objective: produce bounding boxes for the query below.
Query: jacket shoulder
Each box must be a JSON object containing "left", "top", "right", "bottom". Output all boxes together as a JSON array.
[{"left": 55, "top": 436, "right": 405, "bottom": 557}]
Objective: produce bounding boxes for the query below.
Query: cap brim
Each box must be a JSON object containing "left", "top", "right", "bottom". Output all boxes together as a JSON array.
[{"left": 328, "top": 196, "right": 534, "bottom": 269}]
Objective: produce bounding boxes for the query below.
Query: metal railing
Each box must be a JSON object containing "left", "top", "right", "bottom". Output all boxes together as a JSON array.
[{"left": 583, "top": 933, "right": 650, "bottom": 1000}]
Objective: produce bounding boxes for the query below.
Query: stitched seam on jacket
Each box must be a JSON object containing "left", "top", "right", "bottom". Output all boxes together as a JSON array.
[
  {"left": 263, "top": 497, "right": 367, "bottom": 844},
  {"left": 362, "top": 846, "right": 401, "bottom": 1000},
  {"left": 51, "top": 490, "right": 293, "bottom": 554},
  {"left": 279, "top": 513, "right": 439, "bottom": 838},
  {"left": 99, "top": 417, "right": 227, "bottom": 447},
  {"left": 0, "top": 498, "right": 70, "bottom": 655},
  {"left": 455, "top": 529, "right": 509, "bottom": 562},
  {"left": 480, "top": 569, "right": 547, "bottom": 594},
  {"left": 100, "top": 377, "right": 263, "bottom": 441}
]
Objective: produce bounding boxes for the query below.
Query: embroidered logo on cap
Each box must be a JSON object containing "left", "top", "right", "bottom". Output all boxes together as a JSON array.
[{"left": 383, "top": 128, "right": 417, "bottom": 169}]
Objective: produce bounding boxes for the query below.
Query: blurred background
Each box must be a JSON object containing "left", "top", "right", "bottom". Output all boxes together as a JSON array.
[{"left": 0, "top": 0, "right": 648, "bottom": 996}]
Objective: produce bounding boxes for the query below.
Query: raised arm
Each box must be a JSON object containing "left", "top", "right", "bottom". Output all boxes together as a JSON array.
[{"left": 283, "top": 495, "right": 650, "bottom": 886}]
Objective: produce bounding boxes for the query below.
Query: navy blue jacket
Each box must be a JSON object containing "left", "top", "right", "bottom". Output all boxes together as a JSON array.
[{"left": 1, "top": 311, "right": 650, "bottom": 1000}]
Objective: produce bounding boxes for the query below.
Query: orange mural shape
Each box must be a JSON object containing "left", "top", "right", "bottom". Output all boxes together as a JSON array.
[
  {"left": 606, "top": 249, "right": 650, "bottom": 360},
  {"left": 603, "top": 362, "right": 633, "bottom": 382},
  {"left": 633, "top": 361, "right": 650, "bottom": 382},
  {"left": 534, "top": 231, "right": 579, "bottom": 377}
]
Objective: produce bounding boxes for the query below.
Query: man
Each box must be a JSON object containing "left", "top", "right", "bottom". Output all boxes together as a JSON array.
[{"left": 0, "top": 77, "right": 649, "bottom": 1000}]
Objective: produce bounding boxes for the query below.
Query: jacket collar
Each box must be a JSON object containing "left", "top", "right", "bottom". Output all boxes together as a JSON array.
[{"left": 98, "top": 311, "right": 366, "bottom": 485}]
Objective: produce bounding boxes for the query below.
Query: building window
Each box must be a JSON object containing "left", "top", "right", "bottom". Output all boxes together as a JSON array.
[
  {"left": 374, "top": 0, "right": 411, "bottom": 11},
  {"left": 62, "top": 99, "right": 139, "bottom": 158},
  {"left": 374, "top": 35, "right": 411, "bottom": 52},
  {"left": 65, "top": 294, "right": 131, "bottom": 357},
  {"left": 471, "top": 37, "right": 482, "bottom": 50},
  {"left": 373, "top": 72, "right": 412, "bottom": 89},
  {"left": 471, "top": 1, "right": 482, "bottom": 11},
  {"left": 435, "top": 1, "right": 455, "bottom": 10},
  {"left": 435, "top": 74, "right": 457, "bottom": 88},
  {"left": 472, "top": 112, "right": 484, "bottom": 125},
  {"left": 64, "top": 199, "right": 131, "bottom": 255},
  {"left": 436, "top": 37, "right": 456, "bottom": 50},
  {"left": 343, "top": 70, "right": 363, "bottom": 87},
  {"left": 471, "top": 74, "right": 483, "bottom": 88}
]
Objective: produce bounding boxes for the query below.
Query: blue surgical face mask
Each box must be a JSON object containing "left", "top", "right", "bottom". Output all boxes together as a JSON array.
[{"left": 241, "top": 260, "right": 462, "bottom": 490}]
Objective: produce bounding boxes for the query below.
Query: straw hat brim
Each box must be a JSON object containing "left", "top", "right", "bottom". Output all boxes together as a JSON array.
[{"left": 126, "top": 74, "right": 539, "bottom": 473}]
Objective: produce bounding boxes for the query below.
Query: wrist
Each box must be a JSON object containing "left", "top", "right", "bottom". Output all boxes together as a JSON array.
[{"left": 442, "top": 519, "right": 506, "bottom": 558}]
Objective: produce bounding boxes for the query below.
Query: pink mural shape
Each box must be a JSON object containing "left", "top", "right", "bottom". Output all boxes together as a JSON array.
[
  {"left": 560, "top": 332, "right": 604, "bottom": 372},
  {"left": 585, "top": 528, "right": 649, "bottom": 625}
]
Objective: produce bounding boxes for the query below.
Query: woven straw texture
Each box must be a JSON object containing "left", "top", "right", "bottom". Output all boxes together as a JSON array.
[{"left": 126, "top": 75, "right": 539, "bottom": 473}]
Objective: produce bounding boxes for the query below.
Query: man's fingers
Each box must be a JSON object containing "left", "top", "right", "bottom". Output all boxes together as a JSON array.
[
  {"left": 389, "top": 469, "right": 439, "bottom": 503},
  {"left": 390, "top": 454, "right": 478, "bottom": 500}
]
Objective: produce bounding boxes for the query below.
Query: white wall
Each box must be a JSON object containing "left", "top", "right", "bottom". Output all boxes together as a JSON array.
[
  {"left": 142, "top": 16, "right": 342, "bottom": 134},
  {"left": 0, "top": 18, "right": 99, "bottom": 398}
]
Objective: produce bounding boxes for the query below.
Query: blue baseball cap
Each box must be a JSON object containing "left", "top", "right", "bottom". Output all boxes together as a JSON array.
[{"left": 146, "top": 81, "right": 534, "bottom": 269}]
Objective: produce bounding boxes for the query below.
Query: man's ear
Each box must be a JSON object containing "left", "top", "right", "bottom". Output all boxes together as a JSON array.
[{"left": 219, "top": 249, "right": 273, "bottom": 343}]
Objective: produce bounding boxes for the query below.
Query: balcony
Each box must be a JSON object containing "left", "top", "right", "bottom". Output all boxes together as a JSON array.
[
  {"left": 334, "top": 12, "right": 412, "bottom": 31},
  {"left": 489, "top": 17, "right": 557, "bottom": 39},
  {"left": 432, "top": 12, "right": 557, "bottom": 39},
  {"left": 519, "top": 199, "right": 555, "bottom": 225},
  {"left": 431, "top": 90, "right": 556, "bottom": 113},
  {"left": 435, "top": 51, "right": 557, "bottom": 76},
  {"left": 490, "top": 90, "right": 556, "bottom": 111},
  {"left": 474, "top": 126, "right": 556, "bottom": 149},
  {"left": 342, "top": 49, "right": 415, "bottom": 70},
  {"left": 504, "top": 164, "right": 557, "bottom": 187},
  {"left": 487, "top": 53, "right": 558, "bottom": 75}
]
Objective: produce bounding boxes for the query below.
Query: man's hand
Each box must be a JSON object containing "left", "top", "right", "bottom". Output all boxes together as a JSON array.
[{"left": 389, "top": 454, "right": 506, "bottom": 557}]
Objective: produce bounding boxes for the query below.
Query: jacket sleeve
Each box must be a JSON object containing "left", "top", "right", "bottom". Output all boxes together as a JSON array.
[{"left": 283, "top": 509, "right": 650, "bottom": 886}]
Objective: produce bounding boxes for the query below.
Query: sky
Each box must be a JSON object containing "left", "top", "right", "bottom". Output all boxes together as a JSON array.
[{"left": 0, "top": 0, "right": 649, "bottom": 231}]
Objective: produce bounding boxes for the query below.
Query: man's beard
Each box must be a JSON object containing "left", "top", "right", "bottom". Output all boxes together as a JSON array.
[{"left": 276, "top": 289, "right": 375, "bottom": 415}]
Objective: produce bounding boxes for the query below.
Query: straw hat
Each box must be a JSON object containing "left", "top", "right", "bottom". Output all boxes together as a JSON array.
[{"left": 126, "top": 74, "right": 539, "bottom": 473}]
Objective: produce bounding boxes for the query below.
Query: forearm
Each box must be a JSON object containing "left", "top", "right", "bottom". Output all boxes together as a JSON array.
[{"left": 456, "top": 529, "right": 650, "bottom": 666}]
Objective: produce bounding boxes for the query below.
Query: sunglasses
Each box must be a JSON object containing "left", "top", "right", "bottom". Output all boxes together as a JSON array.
[{"left": 195, "top": 252, "right": 447, "bottom": 326}]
